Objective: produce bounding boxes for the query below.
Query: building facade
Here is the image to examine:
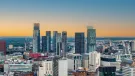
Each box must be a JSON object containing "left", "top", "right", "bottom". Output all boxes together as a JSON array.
[
  {"left": 53, "top": 31, "right": 58, "bottom": 53},
  {"left": 89, "top": 51, "right": 100, "bottom": 72},
  {"left": 58, "top": 59, "right": 68, "bottom": 76},
  {"left": 99, "top": 66, "right": 116, "bottom": 76},
  {"left": 67, "top": 54, "right": 82, "bottom": 71},
  {"left": 0, "top": 41, "right": 6, "bottom": 55},
  {"left": 42, "top": 36, "right": 47, "bottom": 53},
  {"left": 46, "top": 31, "right": 51, "bottom": 53},
  {"left": 75, "top": 32, "right": 85, "bottom": 54},
  {"left": 39, "top": 60, "right": 53, "bottom": 76},
  {"left": 33, "top": 23, "right": 40, "bottom": 53},
  {"left": 62, "top": 31, "right": 67, "bottom": 57},
  {"left": 87, "top": 26, "right": 96, "bottom": 53}
]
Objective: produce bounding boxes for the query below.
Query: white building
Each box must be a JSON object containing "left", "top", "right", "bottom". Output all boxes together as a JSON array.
[
  {"left": 122, "top": 66, "right": 135, "bottom": 76},
  {"left": 58, "top": 59, "right": 68, "bottom": 76},
  {"left": 39, "top": 60, "right": 53, "bottom": 76},
  {"left": 9, "top": 45, "right": 13, "bottom": 49},
  {"left": 101, "top": 55, "right": 121, "bottom": 71},
  {"left": 82, "top": 53, "right": 89, "bottom": 69},
  {"left": 67, "top": 54, "right": 82, "bottom": 71},
  {"left": 39, "top": 59, "right": 68, "bottom": 76},
  {"left": 89, "top": 51, "right": 100, "bottom": 72}
]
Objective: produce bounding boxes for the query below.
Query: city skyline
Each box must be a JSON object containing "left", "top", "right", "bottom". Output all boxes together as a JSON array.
[{"left": 0, "top": 0, "right": 135, "bottom": 37}]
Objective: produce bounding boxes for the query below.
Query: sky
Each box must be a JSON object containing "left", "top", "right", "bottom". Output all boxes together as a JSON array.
[{"left": 0, "top": 0, "right": 135, "bottom": 37}]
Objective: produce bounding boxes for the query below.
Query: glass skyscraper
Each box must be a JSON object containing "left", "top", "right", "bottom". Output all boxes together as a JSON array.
[
  {"left": 75, "top": 32, "right": 85, "bottom": 54},
  {"left": 56, "top": 33, "right": 62, "bottom": 56},
  {"left": 53, "top": 31, "right": 58, "bottom": 53},
  {"left": 87, "top": 26, "right": 96, "bottom": 53},
  {"left": 46, "top": 31, "right": 51, "bottom": 53},
  {"left": 62, "top": 31, "right": 67, "bottom": 57},
  {"left": 42, "top": 36, "right": 47, "bottom": 53},
  {"left": 33, "top": 23, "right": 40, "bottom": 53}
]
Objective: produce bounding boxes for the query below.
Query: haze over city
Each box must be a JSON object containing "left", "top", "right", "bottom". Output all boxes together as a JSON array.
[{"left": 0, "top": 0, "right": 135, "bottom": 37}]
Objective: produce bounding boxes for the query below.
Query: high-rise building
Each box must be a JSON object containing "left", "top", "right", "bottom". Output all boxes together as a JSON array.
[
  {"left": 130, "top": 41, "right": 135, "bottom": 53},
  {"left": 87, "top": 26, "right": 96, "bottom": 53},
  {"left": 42, "top": 36, "right": 47, "bottom": 53},
  {"left": 56, "top": 33, "right": 62, "bottom": 56},
  {"left": 46, "top": 31, "right": 51, "bottom": 53},
  {"left": 53, "top": 31, "right": 58, "bottom": 53},
  {"left": 0, "top": 41, "right": 6, "bottom": 55},
  {"left": 62, "top": 31, "right": 67, "bottom": 57},
  {"left": 89, "top": 51, "right": 100, "bottom": 72},
  {"left": 33, "top": 23, "right": 40, "bottom": 53},
  {"left": 75, "top": 32, "right": 85, "bottom": 54}
]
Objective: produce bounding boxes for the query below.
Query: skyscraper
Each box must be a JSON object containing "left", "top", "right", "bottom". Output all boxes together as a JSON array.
[
  {"left": 75, "top": 32, "right": 85, "bottom": 54},
  {"left": 87, "top": 26, "right": 96, "bottom": 53},
  {"left": 42, "top": 36, "right": 47, "bottom": 53},
  {"left": 56, "top": 33, "right": 62, "bottom": 56},
  {"left": 46, "top": 31, "right": 51, "bottom": 53},
  {"left": 130, "top": 41, "right": 135, "bottom": 53},
  {"left": 62, "top": 31, "right": 67, "bottom": 57},
  {"left": 53, "top": 31, "right": 58, "bottom": 53},
  {"left": 33, "top": 23, "right": 40, "bottom": 53}
]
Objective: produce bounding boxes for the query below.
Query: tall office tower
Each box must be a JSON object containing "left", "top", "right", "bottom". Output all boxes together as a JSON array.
[
  {"left": 46, "top": 31, "right": 51, "bottom": 53},
  {"left": 87, "top": 26, "right": 96, "bottom": 53},
  {"left": 62, "top": 31, "right": 67, "bottom": 57},
  {"left": 130, "top": 41, "right": 135, "bottom": 53},
  {"left": 53, "top": 31, "right": 58, "bottom": 52},
  {"left": 33, "top": 23, "right": 40, "bottom": 53},
  {"left": 89, "top": 51, "right": 100, "bottom": 72},
  {"left": 42, "top": 36, "right": 47, "bottom": 53},
  {"left": 0, "top": 41, "right": 6, "bottom": 55},
  {"left": 75, "top": 32, "right": 85, "bottom": 54},
  {"left": 56, "top": 33, "right": 62, "bottom": 56}
]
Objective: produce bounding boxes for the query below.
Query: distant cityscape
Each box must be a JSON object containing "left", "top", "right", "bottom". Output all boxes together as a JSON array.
[{"left": 0, "top": 23, "right": 135, "bottom": 76}]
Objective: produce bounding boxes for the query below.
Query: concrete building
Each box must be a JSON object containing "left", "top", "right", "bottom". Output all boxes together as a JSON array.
[
  {"left": 67, "top": 54, "right": 82, "bottom": 71},
  {"left": 58, "top": 59, "right": 68, "bottom": 76},
  {"left": 122, "top": 66, "right": 135, "bottom": 76},
  {"left": 46, "top": 31, "right": 51, "bottom": 53},
  {"left": 101, "top": 55, "right": 121, "bottom": 71},
  {"left": 75, "top": 32, "right": 85, "bottom": 54},
  {"left": 33, "top": 23, "right": 40, "bottom": 53},
  {"left": 87, "top": 26, "right": 96, "bottom": 53},
  {"left": 39, "top": 60, "right": 53, "bottom": 76},
  {"left": 89, "top": 51, "right": 100, "bottom": 72},
  {"left": 82, "top": 53, "right": 89, "bottom": 69}
]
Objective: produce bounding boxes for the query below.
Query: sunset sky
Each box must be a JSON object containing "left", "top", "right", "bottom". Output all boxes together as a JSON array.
[{"left": 0, "top": 0, "right": 135, "bottom": 37}]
